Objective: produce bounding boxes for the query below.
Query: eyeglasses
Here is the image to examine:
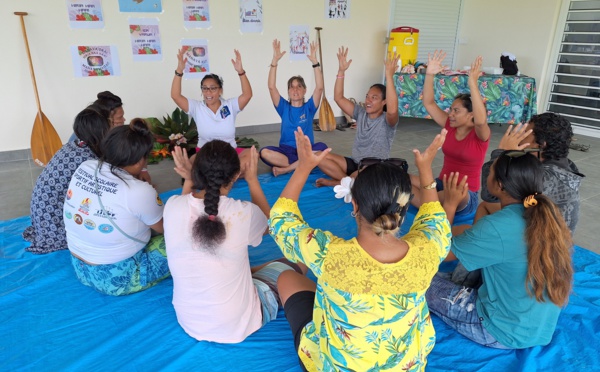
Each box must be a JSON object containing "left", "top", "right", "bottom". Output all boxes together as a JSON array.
[
  {"left": 502, "top": 149, "right": 541, "bottom": 177},
  {"left": 201, "top": 86, "right": 219, "bottom": 93},
  {"left": 358, "top": 157, "right": 409, "bottom": 172}
]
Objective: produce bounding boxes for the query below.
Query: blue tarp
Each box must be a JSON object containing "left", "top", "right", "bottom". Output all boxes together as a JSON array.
[{"left": 1, "top": 171, "right": 599, "bottom": 371}]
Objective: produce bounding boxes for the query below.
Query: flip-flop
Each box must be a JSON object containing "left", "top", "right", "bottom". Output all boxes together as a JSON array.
[{"left": 569, "top": 143, "right": 590, "bottom": 152}]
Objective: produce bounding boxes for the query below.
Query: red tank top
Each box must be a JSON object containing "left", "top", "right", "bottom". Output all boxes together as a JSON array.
[{"left": 439, "top": 119, "right": 489, "bottom": 192}]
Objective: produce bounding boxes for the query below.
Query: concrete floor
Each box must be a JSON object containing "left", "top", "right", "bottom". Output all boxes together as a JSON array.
[{"left": 1, "top": 117, "right": 599, "bottom": 253}]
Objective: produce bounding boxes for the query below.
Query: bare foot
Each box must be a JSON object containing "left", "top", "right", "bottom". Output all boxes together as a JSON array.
[
  {"left": 273, "top": 167, "right": 291, "bottom": 177},
  {"left": 315, "top": 178, "right": 340, "bottom": 187}
]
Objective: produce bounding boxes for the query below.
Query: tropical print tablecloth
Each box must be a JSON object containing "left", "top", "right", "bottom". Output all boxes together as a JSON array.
[{"left": 394, "top": 73, "right": 537, "bottom": 124}]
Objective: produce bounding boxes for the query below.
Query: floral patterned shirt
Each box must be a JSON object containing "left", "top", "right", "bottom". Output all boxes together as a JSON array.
[{"left": 269, "top": 198, "right": 451, "bottom": 372}]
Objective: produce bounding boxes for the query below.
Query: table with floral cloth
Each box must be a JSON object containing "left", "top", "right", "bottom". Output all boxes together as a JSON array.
[{"left": 394, "top": 73, "right": 537, "bottom": 124}]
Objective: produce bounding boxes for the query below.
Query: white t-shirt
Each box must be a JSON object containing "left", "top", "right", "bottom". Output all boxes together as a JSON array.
[
  {"left": 64, "top": 160, "right": 164, "bottom": 264},
  {"left": 187, "top": 97, "right": 241, "bottom": 148},
  {"left": 164, "top": 193, "right": 267, "bottom": 343}
]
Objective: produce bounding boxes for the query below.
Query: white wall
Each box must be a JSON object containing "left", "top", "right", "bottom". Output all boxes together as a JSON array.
[
  {"left": 455, "top": 0, "right": 562, "bottom": 109},
  {"left": 2, "top": 0, "right": 390, "bottom": 152}
]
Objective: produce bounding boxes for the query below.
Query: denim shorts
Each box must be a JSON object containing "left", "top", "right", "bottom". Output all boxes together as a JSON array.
[
  {"left": 425, "top": 272, "right": 510, "bottom": 349},
  {"left": 435, "top": 177, "right": 479, "bottom": 216}
]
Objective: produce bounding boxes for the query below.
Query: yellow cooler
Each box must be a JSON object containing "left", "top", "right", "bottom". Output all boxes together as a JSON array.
[{"left": 388, "top": 27, "right": 419, "bottom": 67}]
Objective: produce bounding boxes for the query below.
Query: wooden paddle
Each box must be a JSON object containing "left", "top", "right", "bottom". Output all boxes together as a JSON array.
[
  {"left": 15, "top": 12, "right": 62, "bottom": 167},
  {"left": 315, "top": 27, "right": 336, "bottom": 132}
]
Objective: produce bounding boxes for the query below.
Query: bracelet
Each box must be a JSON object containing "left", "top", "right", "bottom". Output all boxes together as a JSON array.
[
  {"left": 336, "top": 75, "right": 345, "bottom": 79},
  {"left": 174, "top": 70, "right": 183, "bottom": 77},
  {"left": 312, "top": 62, "right": 321, "bottom": 68},
  {"left": 422, "top": 180, "right": 438, "bottom": 190},
  {"left": 270, "top": 64, "right": 277, "bottom": 68},
  {"left": 238, "top": 70, "right": 246, "bottom": 76}
]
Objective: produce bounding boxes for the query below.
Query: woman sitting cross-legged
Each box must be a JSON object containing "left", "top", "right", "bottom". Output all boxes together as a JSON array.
[
  {"left": 64, "top": 119, "right": 169, "bottom": 296},
  {"left": 426, "top": 151, "right": 573, "bottom": 349},
  {"left": 163, "top": 141, "right": 305, "bottom": 343},
  {"left": 259, "top": 39, "right": 328, "bottom": 176},
  {"left": 271, "top": 127, "right": 451, "bottom": 371}
]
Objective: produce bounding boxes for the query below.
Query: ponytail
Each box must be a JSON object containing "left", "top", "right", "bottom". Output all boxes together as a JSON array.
[
  {"left": 524, "top": 194, "right": 573, "bottom": 306},
  {"left": 190, "top": 140, "right": 240, "bottom": 253}
]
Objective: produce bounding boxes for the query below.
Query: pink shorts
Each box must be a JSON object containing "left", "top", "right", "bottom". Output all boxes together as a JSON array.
[{"left": 196, "top": 146, "right": 245, "bottom": 155}]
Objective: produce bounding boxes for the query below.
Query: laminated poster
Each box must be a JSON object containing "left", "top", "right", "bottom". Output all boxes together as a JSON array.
[
  {"left": 71, "top": 45, "right": 121, "bottom": 78},
  {"left": 181, "top": 39, "right": 210, "bottom": 79},
  {"left": 183, "top": 0, "right": 211, "bottom": 29},
  {"left": 239, "top": 0, "right": 263, "bottom": 34},
  {"left": 129, "top": 18, "right": 162, "bottom": 62},
  {"left": 325, "top": 0, "right": 350, "bottom": 20},
  {"left": 66, "top": 0, "right": 104, "bottom": 29},
  {"left": 118, "top": 0, "right": 162, "bottom": 13},
  {"left": 289, "top": 25, "right": 309, "bottom": 61}
]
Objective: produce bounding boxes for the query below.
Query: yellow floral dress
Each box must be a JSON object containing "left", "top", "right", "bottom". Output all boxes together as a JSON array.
[{"left": 269, "top": 198, "right": 451, "bottom": 372}]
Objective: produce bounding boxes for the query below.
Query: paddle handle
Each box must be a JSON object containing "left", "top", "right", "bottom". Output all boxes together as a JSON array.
[
  {"left": 15, "top": 12, "right": 42, "bottom": 114},
  {"left": 315, "top": 27, "right": 326, "bottom": 96}
]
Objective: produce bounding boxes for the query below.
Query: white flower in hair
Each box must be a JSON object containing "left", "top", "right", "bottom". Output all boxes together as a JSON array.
[{"left": 333, "top": 176, "right": 354, "bottom": 203}]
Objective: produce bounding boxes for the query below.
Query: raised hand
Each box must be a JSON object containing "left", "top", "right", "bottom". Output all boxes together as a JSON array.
[
  {"left": 231, "top": 49, "right": 245, "bottom": 74},
  {"left": 443, "top": 172, "right": 469, "bottom": 209},
  {"left": 337, "top": 46, "right": 352, "bottom": 72},
  {"left": 426, "top": 50, "right": 448, "bottom": 75},
  {"left": 271, "top": 39, "right": 286, "bottom": 65},
  {"left": 468, "top": 56, "right": 483, "bottom": 83},
  {"left": 498, "top": 123, "right": 533, "bottom": 150},
  {"left": 243, "top": 146, "right": 260, "bottom": 181},
  {"left": 307, "top": 42, "right": 319, "bottom": 65},
  {"left": 385, "top": 51, "right": 401, "bottom": 76},
  {"left": 295, "top": 127, "right": 331, "bottom": 172},
  {"left": 413, "top": 128, "right": 447, "bottom": 169},
  {"left": 176, "top": 48, "right": 188, "bottom": 72},
  {"left": 172, "top": 146, "right": 193, "bottom": 181}
]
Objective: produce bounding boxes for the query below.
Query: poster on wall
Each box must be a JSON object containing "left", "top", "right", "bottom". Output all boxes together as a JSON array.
[
  {"left": 180, "top": 39, "right": 210, "bottom": 78},
  {"left": 129, "top": 18, "right": 162, "bottom": 61},
  {"left": 325, "top": 0, "right": 350, "bottom": 20},
  {"left": 239, "top": 0, "right": 263, "bottom": 33},
  {"left": 66, "top": 0, "right": 104, "bottom": 29},
  {"left": 289, "top": 25, "right": 310, "bottom": 61},
  {"left": 70, "top": 45, "right": 121, "bottom": 78},
  {"left": 118, "top": 0, "right": 162, "bottom": 13},
  {"left": 183, "top": 0, "right": 210, "bottom": 29}
]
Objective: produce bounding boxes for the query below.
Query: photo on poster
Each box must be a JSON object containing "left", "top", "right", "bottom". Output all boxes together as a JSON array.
[
  {"left": 129, "top": 18, "right": 162, "bottom": 61},
  {"left": 289, "top": 25, "right": 310, "bottom": 61},
  {"left": 183, "top": 0, "right": 210, "bottom": 29},
  {"left": 325, "top": 0, "right": 350, "bottom": 20},
  {"left": 118, "top": 0, "right": 162, "bottom": 13},
  {"left": 180, "top": 39, "right": 210, "bottom": 78},
  {"left": 66, "top": 0, "right": 104, "bottom": 29},
  {"left": 70, "top": 45, "right": 121, "bottom": 78},
  {"left": 239, "top": 0, "right": 263, "bottom": 34}
]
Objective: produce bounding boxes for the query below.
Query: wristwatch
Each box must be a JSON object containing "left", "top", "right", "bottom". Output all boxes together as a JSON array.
[{"left": 423, "top": 180, "right": 438, "bottom": 190}]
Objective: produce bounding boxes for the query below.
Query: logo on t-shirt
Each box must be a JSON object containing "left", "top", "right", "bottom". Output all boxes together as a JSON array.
[
  {"left": 299, "top": 113, "right": 306, "bottom": 123},
  {"left": 220, "top": 105, "right": 231, "bottom": 119},
  {"left": 74, "top": 214, "right": 83, "bottom": 225},
  {"left": 94, "top": 208, "right": 116, "bottom": 219},
  {"left": 65, "top": 211, "right": 72, "bottom": 219},
  {"left": 98, "top": 224, "right": 114, "bottom": 234},
  {"left": 66, "top": 189, "right": 73, "bottom": 201},
  {"left": 83, "top": 219, "right": 96, "bottom": 230},
  {"left": 78, "top": 198, "right": 92, "bottom": 215},
  {"left": 156, "top": 194, "right": 163, "bottom": 206}
]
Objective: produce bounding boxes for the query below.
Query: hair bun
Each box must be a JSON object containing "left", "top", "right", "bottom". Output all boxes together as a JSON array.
[{"left": 129, "top": 118, "right": 151, "bottom": 134}]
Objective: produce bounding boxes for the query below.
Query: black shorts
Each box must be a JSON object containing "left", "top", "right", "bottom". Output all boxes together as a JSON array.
[
  {"left": 344, "top": 157, "right": 359, "bottom": 176},
  {"left": 283, "top": 290, "right": 316, "bottom": 352}
]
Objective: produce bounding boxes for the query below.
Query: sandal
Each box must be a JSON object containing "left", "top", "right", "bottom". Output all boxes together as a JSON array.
[{"left": 569, "top": 143, "right": 590, "bottom": 152}]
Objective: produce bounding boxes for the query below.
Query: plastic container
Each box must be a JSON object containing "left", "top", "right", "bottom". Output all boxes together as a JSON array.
[{"left": 388, "top": 27, "right": 419, "bottom": 67}]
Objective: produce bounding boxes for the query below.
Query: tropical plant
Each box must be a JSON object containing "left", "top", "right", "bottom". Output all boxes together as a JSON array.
[{"left": 146, "top": 108, "right": 198, "bottom": 163}]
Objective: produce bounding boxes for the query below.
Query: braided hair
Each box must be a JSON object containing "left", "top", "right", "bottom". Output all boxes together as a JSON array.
[{"left": 191, "top": 140, "right": 240, "bottom": 253}]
